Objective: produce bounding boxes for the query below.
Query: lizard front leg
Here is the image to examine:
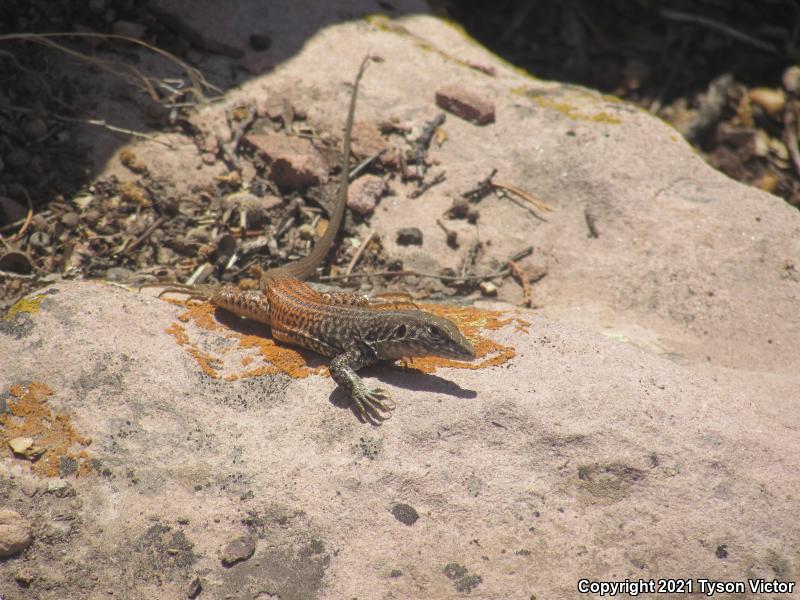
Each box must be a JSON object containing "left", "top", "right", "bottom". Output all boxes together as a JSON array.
[{"left": 329, "top": 347, "right": 396, "bottom": 421}]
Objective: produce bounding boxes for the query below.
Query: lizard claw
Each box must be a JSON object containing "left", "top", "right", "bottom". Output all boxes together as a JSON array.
[{"left": 353, "top": 386, "right": 396, "bottom": 422}]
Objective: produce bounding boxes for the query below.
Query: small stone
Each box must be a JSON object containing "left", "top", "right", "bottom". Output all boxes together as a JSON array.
[
  {"left": 748, "top": 88, "right": 785, "bottom": 115},
  {"left": 480, "top": 281, "right": 498, "bottom": 296},
  {"left": 347, "top": 175, "right": 387, "bottom": 216},
  {"left": 187, "top": 576, "right": 202, "bottom": 598},
  {"left": 782, "top": 65, "right": 800, "bottom": 94},
  {"left": 21, "top": 117, "right": 47, "bottom": 140},
  {"left": 14, "top": 569, "right": 34, "bottom": 586},
  {"left": 61, "top": 212, "right": 80, "bottom": 228},
  {"left": 0, "top": 509, "right": 33, "bottom": 558},
  {"left": 396, "top": 227, "right": 423, "bottom": 246},
  {"left": 219, "top": 534, "right": 256, "bottom": 567},
  {"left": 111, "top": 20, "right": 147, "bottom": 39},
  {"left": 390, "top": 503, "right": 419, "bottom": 526},
  {"left": 28, "top": 230, "right": 49, "bottom": 250},
  {"left": 8, "top": 437, "right": 33, "bottom": 455},
  {"left": 243, "top": 132, "right": 328, "bottom": 189},
  {"left": 0, "top": 196, "right": 27, "bottom": 222},
  {"left": 435, "top": 85, "right": 495, "bottom": 125}
]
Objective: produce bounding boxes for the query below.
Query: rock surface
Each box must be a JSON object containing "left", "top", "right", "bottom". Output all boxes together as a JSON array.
[
  {"left": 1, "top": 2, "right": 800, "bottom": 599},
  {"left": 0, "top": 510, "right": 33, "bottom": 558}
]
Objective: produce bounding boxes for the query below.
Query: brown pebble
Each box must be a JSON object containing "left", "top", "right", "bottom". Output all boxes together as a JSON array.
[
  {"left": 435, "top": 85, "right": 495, "bottom": 125},
  {"left": 219, "top": 534, "right": 256, "bottom": 567},
  {"left": 61, "top": 212, "right": 80, "bottom": 229}
]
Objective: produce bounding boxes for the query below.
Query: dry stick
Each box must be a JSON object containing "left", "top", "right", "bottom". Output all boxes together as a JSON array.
[
  {"left": 506, "top": 259, "right": 533, "bottom": 308},
  {"left": 122, "top": 216, "right": 167, "bottom": 255},
  {"left": 409, "top": 171, "right": 446, "bottom": 198},
  {"left": 492, "top": 181, "right": 554, "bottom": 213},
  {"left": 344, "top": 231, "right": 376, "bottom": 278},
  {"left": 0, "top": 32, "right": 220, "bottom": 101},
  {"left": 9, "top": 189, "right": 34, "bottom": 242},
  {"left": 659, "top": 9, "right": 779, "bottom": 54},
  {"left": 4, "top": 101, "right": 176, "bottom": 147},
  {"left": 222, "top": 106, "right": 257, "bottom": 171}
]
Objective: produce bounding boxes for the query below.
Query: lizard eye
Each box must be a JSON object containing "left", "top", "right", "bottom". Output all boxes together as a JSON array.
[
  {"left": 427, "top": 325, "right": 442, "bottom": 339},
  {"left": 393, "top": 324, "right": 407, "bottom": 339}
]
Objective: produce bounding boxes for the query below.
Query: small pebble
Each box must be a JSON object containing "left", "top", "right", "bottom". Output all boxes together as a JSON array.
[
  {"left": 0, "top": 509, "right": 33, "bottom": 558},
  {"left": 219, "top": 535, "right": 256, "bottom": 567},
  {"left": 396, "top": 227, "right": 423, "bottom": 246},
  {"left": 21, "top": 117, "right": 47, "bottom": 140},
  {"left": 480, "top": 281, "right": 498, "bottom": 296},
  {"left": 61, "top": 212, "right": 80, "bottom": 228}
]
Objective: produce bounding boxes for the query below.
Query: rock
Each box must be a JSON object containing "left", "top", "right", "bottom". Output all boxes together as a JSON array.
[
  {"left": 347, "top": 174, "right": 386, "bottom": 216},
  {"left": 396, "top": 227, "right": 423, "bottom": 246},
  {"left": 390, "top": 503, "right": 419, "bottom": 526},
  {"left": 435, "top": 84, "right": 495, "bottom": 125},
  {"left": 21, "top": 117, "right": 47, "bottom": 140},
  {"left": 479, "top": 281, "right": 498, "bottom": 296},
  {"left": 350, "top": 121, "right": 391, "bottom": 164},
  {"left": 14, "top": 569, "right": 34, "bottom": 587},
  {"left": 61, "top": 212, "right": 80, "bottom": 229},
  {"left": 187, "top": 576, "right": 202, "bottom": 598},
  {"left": 218, "top": 534, "right": 256, "bottom": 567},
  {"left": 243, "top": 132, "right": 328, "bottom": 189},
  {"left": 0, "top": 510, "right": 33, "bottom": 558}
]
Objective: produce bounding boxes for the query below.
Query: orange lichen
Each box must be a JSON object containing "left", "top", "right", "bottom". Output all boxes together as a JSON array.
[
  {"left": 162, "top": 298, "right": 528, "bottom": 382},
  {"left": 1, "top": 382, "right": 93, "bottom": 478}
]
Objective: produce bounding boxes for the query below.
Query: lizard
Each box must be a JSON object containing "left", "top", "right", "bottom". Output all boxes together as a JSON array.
[{"left": 155, "top": 56, "right": 475, "bottom": 422}]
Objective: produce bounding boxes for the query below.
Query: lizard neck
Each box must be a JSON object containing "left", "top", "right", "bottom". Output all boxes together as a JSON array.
[{"left": 264, "top": 56, "right": 369, "bottom": 282}]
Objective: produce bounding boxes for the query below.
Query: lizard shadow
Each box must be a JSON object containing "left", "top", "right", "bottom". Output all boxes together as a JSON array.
[{"left": 328, "top": 363, "right": 477, "bottom": 423}]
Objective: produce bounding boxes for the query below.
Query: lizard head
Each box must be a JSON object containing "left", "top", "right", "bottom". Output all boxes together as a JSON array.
[{"left": 375, "top": 312, "right": 475, "bottom": 361}]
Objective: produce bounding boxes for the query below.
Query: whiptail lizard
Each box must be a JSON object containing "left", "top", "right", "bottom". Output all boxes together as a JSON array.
[{"left": 157, "top": 56, "right": 475, "bottom": 421}]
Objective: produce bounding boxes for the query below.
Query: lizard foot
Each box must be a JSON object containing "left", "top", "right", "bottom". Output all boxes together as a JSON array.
[{"left": 352, "top": 386, "right": 396, "bottom": 422}]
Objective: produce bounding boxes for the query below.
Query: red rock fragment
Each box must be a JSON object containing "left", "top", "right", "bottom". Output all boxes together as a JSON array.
[
  {"left": 435, "top": 85, "right": 495, "bottom": 125},
  {"left": 347, "top": 175, "right": 387, "bottom": 216},
  {"left": 243, "top": 132, "right": 328, "bottom": 189}
]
